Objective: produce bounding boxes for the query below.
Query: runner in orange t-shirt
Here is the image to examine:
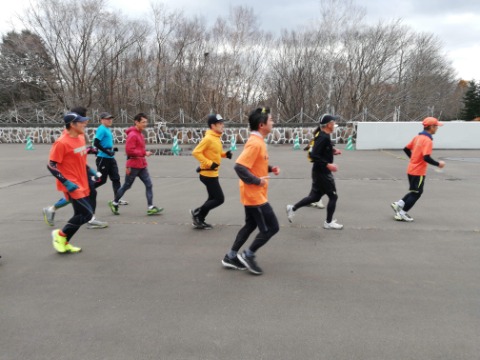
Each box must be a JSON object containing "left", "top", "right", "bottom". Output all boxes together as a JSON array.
[
  {"left": 47, "top": 112, "right": 99, "bottom": 253},
  {"left": 390, "top": 117, "right": 446, "bottom": 222},
  {"left": 42, "top": 106, "right": 108, "bottom": 230},
  {"left": 221, "top": 107, "right": 280, "bottom": 275}
]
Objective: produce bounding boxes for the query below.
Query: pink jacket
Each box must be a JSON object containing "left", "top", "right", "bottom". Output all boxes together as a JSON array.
[{"left": 125, "top": 126, "right": 148, "bottom": 168}]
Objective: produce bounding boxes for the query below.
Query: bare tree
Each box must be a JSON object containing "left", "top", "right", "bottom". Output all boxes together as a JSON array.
[
  {"left": 23, "top": 0, "right": 145, "bottom": 110},
  {"left": 268, "top": 29, "right": 327, "bottom": 121},
  {"left": 338, "top": 21, "right": 408, "bottom": 118},
  {"left": 0, "top": 0, "right": 462, "bottom": 123},
  {"left": 398, "top": 33, "right": 457, "bottom": 119},
  {"left": 210, "top": 6, "right": 272, "bottom": 121}
]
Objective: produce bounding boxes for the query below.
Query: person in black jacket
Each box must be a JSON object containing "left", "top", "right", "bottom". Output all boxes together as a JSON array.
[
  {"left": 93, "top": 112, "right": 128, "bottom": 206},
  {"left": 286, "top": 114, "right": 344, "bottom": 229}
]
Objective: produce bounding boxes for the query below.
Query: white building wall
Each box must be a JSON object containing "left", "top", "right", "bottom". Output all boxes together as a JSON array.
[{"left": 356, "top": 122, "right": 480, "bottom": 150}]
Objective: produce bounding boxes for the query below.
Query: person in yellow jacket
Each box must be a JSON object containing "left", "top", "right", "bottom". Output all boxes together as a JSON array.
[{"left": 191, "top": 114, "right": 232, "bottom": 229}]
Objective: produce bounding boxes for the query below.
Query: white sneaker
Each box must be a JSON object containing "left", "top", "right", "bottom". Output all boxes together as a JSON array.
[
  {"left": 394, "top": 212, "right": 414, "bottom": 222},
  {"left": 87, "top": 218, "right": 109, "bottom": 229},
  {"left": 43, "top": 207, "right": 55, "bottom": 226},
  {"left": 286, "top": 205, "right": 295, "bottom": 223},
  {"left": 390, "top": 202, "right": 402, "bottom": 214},
  {"left": 118, "top": 199, "right": 129, "bottom": 205},
  {"left": 323, "top": 219, "right": 343, "bottom": 230},
  {"left": 310, "top": 200, "right": 325, "bottom": 209}
]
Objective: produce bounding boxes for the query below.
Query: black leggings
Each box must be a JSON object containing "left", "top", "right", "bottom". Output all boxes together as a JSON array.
[
  {"left": 293, "top": 171, "right": 338, "bottom": 223},
  {"left": 402, "top": 175, "right": 425, "bottom": 212},
  {"left": 62, "top": 196, "right": 94, "bottom": 241},
  {"left": 197, "top": 175, "right": 224, "bottom": 220},
  {"left": 232, "top": 203, "right": 279, "bottom": 254},
  {"left": 88, "top": 177, "right": 97, "bottom": 213},
  {"left": 95, "top": 157, "right": 121, "bottom": 196}
]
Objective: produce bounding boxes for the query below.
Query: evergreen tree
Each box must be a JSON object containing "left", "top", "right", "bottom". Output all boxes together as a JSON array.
[
  {"left": 460, "top": 80, "right": 480, "bottom": 120},
  {"left": 0, "top": 30, "right": 56, "bottom": 113}
]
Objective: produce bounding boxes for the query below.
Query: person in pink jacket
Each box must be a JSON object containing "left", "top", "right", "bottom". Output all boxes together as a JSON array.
[{"left": 108, "top": 113, "right": 163, "bottom": 216}]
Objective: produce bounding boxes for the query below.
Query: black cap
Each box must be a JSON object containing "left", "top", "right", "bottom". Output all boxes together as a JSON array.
[
  {"left": 319, "top": 114, "right": 339, "bottom": 125},
  {"left": 99, "top": 112, "right": 114, "bottom": 119},
  {"left": 207, "top": 114, "right": 224, "bottom": 127},
  {"left": 64, "top": 112, "right": 90, "bottom": 124}
]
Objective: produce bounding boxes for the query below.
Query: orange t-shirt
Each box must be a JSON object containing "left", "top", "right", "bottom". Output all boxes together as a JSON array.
[
  {"left": 406, "top": 134, "right": 433, "bottom": 176},
  {"left": 49, "top": 132, "right": 90, "bottom": 199},
  {"left": 236, "top": 133, "right": 269, "bottom": 206}
]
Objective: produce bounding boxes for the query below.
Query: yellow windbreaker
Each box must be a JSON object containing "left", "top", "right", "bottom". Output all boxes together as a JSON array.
[{"left": 192, "top": 129, "right": 226, "bottom": 177}]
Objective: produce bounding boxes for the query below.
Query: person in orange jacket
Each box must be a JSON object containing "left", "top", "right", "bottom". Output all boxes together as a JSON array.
[{"left": 190, "top": 114, "right": 232, "bottom": 229}]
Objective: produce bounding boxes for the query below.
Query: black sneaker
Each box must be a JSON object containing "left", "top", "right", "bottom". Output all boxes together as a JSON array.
[
  {"left": 221, "top": 255, "right": 246, "bottom": 270},
  {"left": 190, "top": 209, "right": 203, "bottom": 228},
  {"left": 200, "top": 220, "right": 213, "bottom": 230},
  {"left": 237, "top": 252, "right": 263, "bottom": 275}
]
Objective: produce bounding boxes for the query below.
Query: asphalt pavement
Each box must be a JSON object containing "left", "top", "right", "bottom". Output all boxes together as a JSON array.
[{"left": 1, "top": 143, "right": 479, "bottom": 360}]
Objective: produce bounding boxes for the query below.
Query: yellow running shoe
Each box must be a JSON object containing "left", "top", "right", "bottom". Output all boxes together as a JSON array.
[
  {"left": 147, "top": 206, "right": 164, "bottom": 216},
  {"left": 52, "top": 229, "right": 67, "bottom": 253},
  {"left": 65, "top": 243, "right": 82, "bottom": 253}
]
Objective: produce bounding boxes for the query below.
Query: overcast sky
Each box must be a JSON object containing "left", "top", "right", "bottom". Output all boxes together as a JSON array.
[{"left": 1, "top": 0, "right": 479, "bottom": 80}]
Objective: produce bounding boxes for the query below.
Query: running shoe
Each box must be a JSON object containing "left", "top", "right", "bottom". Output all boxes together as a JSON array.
[
  {"left": 87, "top": 218, "right": 109, "bottom": 229},
  {"left": 65, "top": 243, "right": 82, "bottom": 253},
  {"left": 108, "top": 201, "right": 119, "bottom": 215},
  {"left": 147, "top": 206, "right": 163, "bottom": 215},
  {"left": 323, "top": 219, "right": 344, "bottom": 230},
  {"left": 286, "top": 204, "right": 295, "bottom": 223},
  {"left": 43, "top": 207, "right": 55, "bottom": 226},
  {"left": 51, "top": 229, "right": 67, "bottom": 253},
  {"left": 118, "top": 199, "right": 129, "bottom": 205},
  {"left": 221, "top": 254, "right": 246, "bottom": 270},
  {"left": 237, "top": 252, "right": 263, "bottom": 275},
  {"left": 390, "top": 202, "right": 402, "bottom": 214},
  {"left": 199, "top": 220, "right": 213, "bottom": 230},
  {"left": 309, "top": 200, "right": 325, "bottom": 209},
  {"left": 190, "top": 209, "right": 203, "bottom": 228},
  {"left": 394, "top": 212, "right": 414, "bottom": 222}
]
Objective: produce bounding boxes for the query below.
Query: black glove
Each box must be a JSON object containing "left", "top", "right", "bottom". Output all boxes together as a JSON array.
[
  {"left": 226, "top": 151, "right": 232, "bottom": 159},
  {"left": 196, "top": 166, "right": 201, "bottom": 173},
  {"left": 113, "top": 147, "right": 119, "bottom": 152},
  {"left": 210, "top": 162, "right": 219, "bottom": 170},
  {"left": 86, "top": 146, "right": 98, "bottom": 155}
]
